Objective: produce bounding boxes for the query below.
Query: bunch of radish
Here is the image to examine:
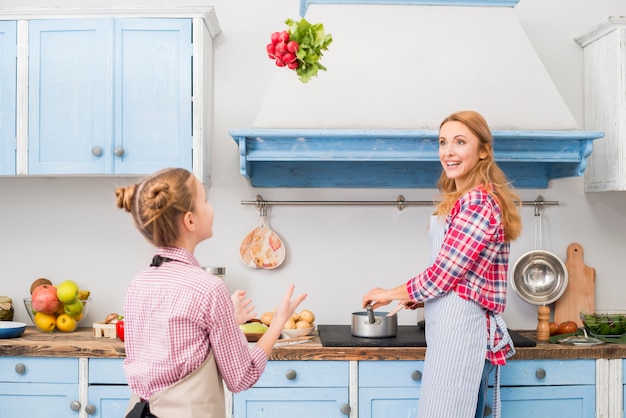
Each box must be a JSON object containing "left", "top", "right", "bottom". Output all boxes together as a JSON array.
[
  {"left": 265, "top": 18, "right": 332, "bottom": 83},
  {"left": 266, "top": 30, "right": 300, "bottom": 70}
]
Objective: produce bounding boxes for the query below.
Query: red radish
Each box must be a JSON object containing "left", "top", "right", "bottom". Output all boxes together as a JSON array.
[
  {"left": 266, "top": 43, "right": 276, "bottom": 54},
  {"left": 282, "top": 53, "right": 296, "bottom": 64},
  {"left": 287, "top": 61, "right": 299, "bottom": 70},
  {"left": 275, "top": 58, "right": 286, "bottom": 67},
  {"left": 287, "top": 41, "right": 299, "bottom": 53},
  {"left": 275, "top": 41, "right": 288, "bottom": 55},
  {"left": 270, "top": 31, "right": 281, "bottom": 44},
  {"left": 279, "top": 30, "right": 290, "bottom": 43}
]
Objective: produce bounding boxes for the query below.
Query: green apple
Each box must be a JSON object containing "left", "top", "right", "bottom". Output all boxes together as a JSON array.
[
  {"left": 57, "top": 280, "right": 79, "bottom": 303},
  {"left": 64, "top": 299, "right": 83, "bottom": 317},
  {"left": 239, "top": 322, "right": 268, "bottom": 334}
]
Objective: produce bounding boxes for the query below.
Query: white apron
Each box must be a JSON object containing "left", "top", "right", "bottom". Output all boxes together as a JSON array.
[
  {"left": 125, "top": 351, "right": 225, "bottom": 418},
  {"left": 418, "top": 291, "right": 487, "bottom": 418},
  {"left": 420, "top": 215, "right": 514, "bottom": 418}
]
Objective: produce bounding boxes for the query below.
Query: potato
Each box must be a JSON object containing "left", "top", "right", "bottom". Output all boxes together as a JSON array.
[
  {"left": 260, "top": 311, "right": 274, "bottom": 326},
  {"left": 284, "top": 317, "right": 296, "bottom": 329},
  {"left": 299, "top": 309, "right": 315, "bottom": 324},
  {"left": 296, "top": 320, "right": 312, "bottom": 329}
]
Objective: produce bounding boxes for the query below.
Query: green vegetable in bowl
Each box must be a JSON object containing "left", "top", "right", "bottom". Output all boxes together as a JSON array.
[{"left": 581, "top": 312, "right": 626, "bottom": 337}]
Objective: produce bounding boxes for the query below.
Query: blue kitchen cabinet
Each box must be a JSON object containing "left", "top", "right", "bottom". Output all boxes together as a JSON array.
[
  {"left": 232, "top": 360, "right": 351, "bottom": 418},
  {"left": 0, "top": 21, "right": 16, "bottom": 175},
  {"left": 88, "top": 358, "right": 131, "bottom": 418},
  {"left": 485, "top": 359, "right": 596, "bottom": 417},
  {"left": 0, "top": 356, "right": 80, "bottom": 417},
  {"left": 359, "top": 360, "right": 423, "bottom": 417},
  {"left": 28, "top": 18, "right": 192, "bottom": 175}
]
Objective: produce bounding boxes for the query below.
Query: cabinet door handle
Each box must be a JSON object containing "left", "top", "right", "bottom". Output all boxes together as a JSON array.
[
  {"left": 340, "top": 403, "right": 351, "bottom": 415},
  {"left": 484, "top": 405, "right": 492, "bottom": 416},
  {"left": 285, "top": 369, "right": 297, "bottom": 380},
  {"left": 70, "top": 401, "right": 81, "bottom": 411},
  {"left": 14, "top": 363, "right": 26, "bottom": 374},
  {"left": 114, "top": 146, "right": 125, "bottom": 157},
  {"left": 535, "top": 368, "right": 546, "bottom": 379},
  {"left": 91, "top": 146, "right": 103, "bottom": 157},
  {"left": 411, "top": 370, "right": 422, "bottom": 381},
  {"left": 85, "top": 404, "right": 96, "bottom": 415}
]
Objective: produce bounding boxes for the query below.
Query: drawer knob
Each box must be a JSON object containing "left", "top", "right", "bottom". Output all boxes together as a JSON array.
[
  {"left": 340, "top": 404, "right": 351, "bottom": 415},
  {"left": 535, "top": 368, "right": 546, "bottom": 379},
  {"left": 411, "top": 370, "right": 422, "bottom": 381},
  {"left": 114, "top": 146, "right": 125, "bottom": 157},
  {"left": 484, "top": 405, "right": 492, "bottom": 416},
  {"left": 85, "top": 404, "right": 96, "bottom": 415},
  {"left": 14, "top": 363, "right": 26, "bottom": 374},
  {"left": 70, "top": 401, "right": 81, "bottom": 411},
  {"left": 285, "top": 369, "right": 297, "bottom": 380},
  {"left": 91, "top": 146, "right": 103, "bottom": 157}
]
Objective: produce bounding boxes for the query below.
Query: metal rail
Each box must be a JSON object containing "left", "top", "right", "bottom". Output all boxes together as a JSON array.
[{"left": 241, "top": 195, "right": 558, "bottom": 212}]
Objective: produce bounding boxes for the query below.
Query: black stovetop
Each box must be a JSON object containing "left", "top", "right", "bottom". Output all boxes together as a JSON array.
[{"left": 318, "top": 324, "right": 536, "bottom": 348}]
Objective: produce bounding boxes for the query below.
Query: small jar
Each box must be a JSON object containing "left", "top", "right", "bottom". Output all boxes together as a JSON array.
[
  {"left": 0, "top": 296, "right": 14, "bottom": 321},
  {"left": 203, "top": 266, "right": 226, "bottom": 280}
]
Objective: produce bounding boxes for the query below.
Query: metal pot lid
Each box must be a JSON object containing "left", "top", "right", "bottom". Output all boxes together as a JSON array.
[{"left": 510, "top": 249, "right": 568, "bottom": 305}]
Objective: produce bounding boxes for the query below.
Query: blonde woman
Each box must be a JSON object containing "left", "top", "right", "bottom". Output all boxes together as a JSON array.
[{"left": 363, "top": 110, "right": 522, "bottom": 418}]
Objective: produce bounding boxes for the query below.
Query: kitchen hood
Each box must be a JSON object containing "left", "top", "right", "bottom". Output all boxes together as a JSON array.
[{"left": 230, "top": 0, "right": 603, "bottom": 188}]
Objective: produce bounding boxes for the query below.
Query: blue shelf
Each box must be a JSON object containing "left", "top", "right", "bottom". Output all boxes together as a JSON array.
[{"left": 230, "top": 129, "right": 604, "bottom": 189}]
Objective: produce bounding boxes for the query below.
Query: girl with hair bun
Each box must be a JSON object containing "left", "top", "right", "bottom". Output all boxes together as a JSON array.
[{"left": 116, "top": 167, "right": 307, "bottom": 418}]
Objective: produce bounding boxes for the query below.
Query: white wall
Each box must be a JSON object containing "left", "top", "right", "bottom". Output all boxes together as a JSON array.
[{"left": 1, "top": 0, "right": 626, "bottom": 332}]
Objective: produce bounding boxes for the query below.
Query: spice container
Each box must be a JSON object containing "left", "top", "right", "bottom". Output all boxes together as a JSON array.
[
  {"left": 203, "top": 266, "right": 226, "bottom": 280},
  {"left": 0, "top": 296, "right": 14, "bottom": 321}
]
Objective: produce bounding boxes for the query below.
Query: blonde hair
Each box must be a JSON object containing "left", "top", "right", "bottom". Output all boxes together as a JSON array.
[
  {"left": 115, "top": 168, "right": 196, "bottom": 247},
  {"left": 435, "top": 111, "right": 522, "bottom": 242}
]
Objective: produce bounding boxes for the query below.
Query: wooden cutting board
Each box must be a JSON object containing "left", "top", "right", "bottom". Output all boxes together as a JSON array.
[{"left": 554, "top": 243, "right": 596, "bottom": 327}]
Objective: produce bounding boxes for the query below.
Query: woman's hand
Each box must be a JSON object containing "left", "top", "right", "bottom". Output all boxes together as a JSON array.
[
  {"left": 231, "top": 290, "right": 256, "bottom": 325},
  {"left": 362, "top": 287, "right": 393, "bottom": 310}
]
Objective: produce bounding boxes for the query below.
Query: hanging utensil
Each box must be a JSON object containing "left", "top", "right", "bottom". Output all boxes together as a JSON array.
[
  {"left": 239, "top": 198, "right": 286, "bottom": 269},
  {"left": 510, "top": 197, "right": 568, "bottom": 342}
]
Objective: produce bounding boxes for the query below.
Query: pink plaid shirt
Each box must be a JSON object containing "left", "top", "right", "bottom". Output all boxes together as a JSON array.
[
  {"left": 406, "top": 186, "right": 513, "bottom": 364},
  {"left": 123, "top": 247, "right": 267, "bottom": 399}
]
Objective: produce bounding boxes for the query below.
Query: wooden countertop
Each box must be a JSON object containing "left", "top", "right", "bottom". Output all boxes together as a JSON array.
[{"left": 3, "top": 327, "right": 626, "bottom": 361}]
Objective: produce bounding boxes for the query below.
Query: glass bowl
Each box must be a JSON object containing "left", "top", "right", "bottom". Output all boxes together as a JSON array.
[
  {"left": 580, "top": 311, "right": 626, "bottom": 338},
  {"left": 24, "top": 297, "right": 91, "bottom": 332}
]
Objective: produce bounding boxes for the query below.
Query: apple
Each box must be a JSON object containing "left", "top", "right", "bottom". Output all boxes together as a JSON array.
[
  {"left": 64, "top": 299, "right": 83, "bottom": 317},
  {"left": 56, "top": 313, "right": 77, "bottom": 332},
  {"left": 57, "top": 280, "right": 79, "bottom": 303},
  {"left": 31, "top": 284, "right": 60, "bottom": 314}
]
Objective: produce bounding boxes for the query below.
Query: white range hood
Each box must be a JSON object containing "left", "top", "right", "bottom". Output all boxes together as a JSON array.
[{"left": 231, "top": 1, "right": 603, "bottom": 188}]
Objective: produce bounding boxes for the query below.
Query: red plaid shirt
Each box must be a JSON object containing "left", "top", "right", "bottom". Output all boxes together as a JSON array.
[
  {"left": 406, "top": 186, "right": 513, "bottom": 364},
  {"left": 123, "top": 247, "right": 267, "bottom": 399}
]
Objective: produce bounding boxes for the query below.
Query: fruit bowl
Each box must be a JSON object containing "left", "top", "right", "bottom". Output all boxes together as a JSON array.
[
  {"left": 24, "top": 297, "right": 91, "bottom": 332},
  {"left": 580, "top": 311, "right": 626, "bottom": 338},
  {"left": 282, "top": 325, "right": 316, "bottom": 339}
]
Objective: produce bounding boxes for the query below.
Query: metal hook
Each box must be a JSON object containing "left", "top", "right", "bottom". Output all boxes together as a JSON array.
[
  {"left": 396, "top": 195, "right": 405, "bottom": 211},
  {"left": 534, "top": 195, "right": 545, "bottom": 217}
]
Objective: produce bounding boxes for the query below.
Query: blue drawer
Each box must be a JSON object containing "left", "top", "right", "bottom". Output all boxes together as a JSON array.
[
  {"left": 253, "top": 361, "right": 348, "bottom": 388},
  {"left": 497, "top": 359, "right": 595, "bottom": 386},
  {"left": 89, "top": 358, "right": 127, "bottom": 384},
  {"left": 0, "top": 357, "right": 79, "bottom": 383},
  {"left": 359, "top": 360, "right": 424, "bottom": 387}
]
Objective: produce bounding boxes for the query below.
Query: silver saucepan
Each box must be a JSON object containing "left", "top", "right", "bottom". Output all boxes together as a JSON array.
[{"left": 351, "top": 304, "right": 397, "bottom": 338}]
